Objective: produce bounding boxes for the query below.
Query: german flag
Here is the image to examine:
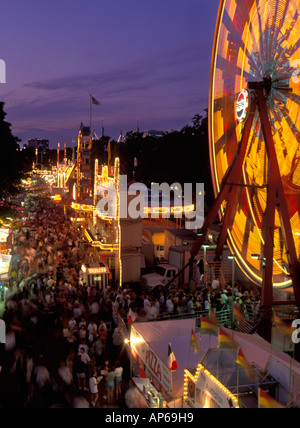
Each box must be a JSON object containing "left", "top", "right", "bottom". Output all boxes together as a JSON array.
[
  {"left": 274, "top": 312, "right": 294, "bottom": 336},
  {"left": 258, "top": 389, "right": 285, "bottom": 409},
  {"left": 218, "top": 328, "right": 238, "bottom": 349},
  {"left": 236, "top": 347, "right": 255, "bottom": 382},
  {"left": 201, "top": 316, "right": 218, "bottom": 336},
  {"left": 190, "top": 329, "right": 199, "bottom": 354},
  {"left": 234, "top": 303, "right": 244, "bottom": 323},
  {"left": 209, "top": 308, "right": 218, "bottom": 324}
]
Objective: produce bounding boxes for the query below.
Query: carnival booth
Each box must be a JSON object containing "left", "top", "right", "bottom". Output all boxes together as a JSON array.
[
  {"left": 0, "top": 254, "right": 12, "bottom": 282},
  {"left": 128, "top": 318, "right": 204, "bottom": 408},
  {"left": 81, "top": 262, "right": 109, "bottom": 290},
  {"left": 128, "top": 319, "right": 300, "bottom": 409},
  {"left": 185, "top": 335, "right": 300, "bottom": 409}
]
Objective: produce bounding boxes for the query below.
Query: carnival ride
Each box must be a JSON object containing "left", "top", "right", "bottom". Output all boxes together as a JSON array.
[{"left": 174, "top": 0, "right": 300, "bottom": 343}]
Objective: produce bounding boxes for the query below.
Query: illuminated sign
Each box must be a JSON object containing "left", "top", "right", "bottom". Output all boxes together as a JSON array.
[
  {"left": 72, "top": 202, "right": 94, "bottom": 212},
  {"left": 87, "top": 267, "right": 109, "bottom": 275},
  {"left": 184, "top": 364, "right": 239, "bottom": 409},
  {"left": 0, "top": 229, "right": 10, "bottom": 243},
  {"left": 144, "top": 204, "right": 195, "bottom": 215},
  {"left": 52, "top": 194, "right": 62, "bottom": 203},
  {"left": 130, "top": 326, "right": 172, "bottom": 395},
  {"left": 81, "top": 264, "right": 109, "bottom": 275},
  {"left": 236, "top": 90, "right": 249, "bottom": 123}
]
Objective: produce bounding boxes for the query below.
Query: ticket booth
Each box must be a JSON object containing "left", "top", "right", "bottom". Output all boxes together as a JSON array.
[{"left": 81, "top": 262, "right": 110, "bottom": 290}]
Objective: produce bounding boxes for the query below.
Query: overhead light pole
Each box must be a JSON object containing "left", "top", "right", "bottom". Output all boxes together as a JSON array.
[{"left": 228, "top": 254, "right": 237, "bottom": 328}]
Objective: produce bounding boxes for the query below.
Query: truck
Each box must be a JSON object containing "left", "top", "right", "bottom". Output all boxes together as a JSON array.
[{"left": 141, "top": 264, "right": 179, "bottom": 293}]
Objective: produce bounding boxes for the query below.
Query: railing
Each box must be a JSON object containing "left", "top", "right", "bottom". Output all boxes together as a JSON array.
[
  {"left": 206, "top": 260, "right": 232, "bottom": 287},
  {"left": 135, "top": 307, "right": 236, "bottom": 330},
  {"left": 108, "top": 298, "right": 262, "bottom": 341}
]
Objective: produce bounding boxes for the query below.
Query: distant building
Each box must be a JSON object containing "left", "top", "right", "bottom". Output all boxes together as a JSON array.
[
  {"left": 26, "top": 138, "right": 49, "bottom": 151},
  {"left": 142, "top": 130, "right": 165, "bottom": 139},
  {"left": 78, "top": 123, "right": 92, "bottom": 200}
]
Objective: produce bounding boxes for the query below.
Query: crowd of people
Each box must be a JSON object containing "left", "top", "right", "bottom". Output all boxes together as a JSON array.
[
  {"left": 0, "top": 191, "right": 263, "bottom": 408},
  {"left": 115, "top": 275, "right": 261, "bottom": 326},
  {"left": 0, "top": 195, "right": 128, "bottom": 408}
]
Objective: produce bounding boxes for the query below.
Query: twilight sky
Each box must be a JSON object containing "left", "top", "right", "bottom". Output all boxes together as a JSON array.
[{"left": 0, "top": 0, "right": 220, "bottom": 148}]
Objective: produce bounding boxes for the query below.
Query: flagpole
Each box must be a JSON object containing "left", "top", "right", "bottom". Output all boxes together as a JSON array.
[
  {"left": 187, "top": 332, "right": 191, "bottom": 370},
  {"left": 199, "top": 330, "right": 202, "bottom": 363},
  {"left": 90, "top": 94, "right": 92, "bottom": 136}
]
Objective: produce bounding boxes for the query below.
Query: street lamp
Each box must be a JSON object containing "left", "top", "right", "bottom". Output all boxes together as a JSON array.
[
  {"left": 228, "top": 254, "right": 237, "bottom": 328},
  {"left": 251, "top": 254, "right": 266, "bottom": 267},
  {"left": 201, "top": 239, "right": 210, "bottom": 288}
]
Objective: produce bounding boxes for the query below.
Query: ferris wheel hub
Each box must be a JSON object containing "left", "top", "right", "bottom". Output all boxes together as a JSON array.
[{"left": 248, "top": 77, "right": 272, "bottom": 95}]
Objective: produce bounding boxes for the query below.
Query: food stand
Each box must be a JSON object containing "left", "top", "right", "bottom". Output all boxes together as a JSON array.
[
  {"left": 81, "top": 262, "right": 110, "bottom": 290},
  {"left": 128, "top": 319, "right": 202, "bottom": 409}
]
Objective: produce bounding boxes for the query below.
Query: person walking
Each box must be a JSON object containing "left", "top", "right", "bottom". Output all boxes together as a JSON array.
[
  {"left": 105, "top": 365, "right": 116, "bottom": 405},
  {"left": 75, "top": 347, "right": 90, "bottom": 392},
  {"left": 89, "top": 371, "right": 103, "bottom": 407}
]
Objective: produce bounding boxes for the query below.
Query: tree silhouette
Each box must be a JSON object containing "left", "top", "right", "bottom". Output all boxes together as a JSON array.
[{"left": 0, "top": 102, "right": 24, "bottom": 201}]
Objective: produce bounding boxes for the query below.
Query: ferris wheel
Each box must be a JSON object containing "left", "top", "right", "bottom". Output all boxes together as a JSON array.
[{"left": 191, "top": 0, "right": 300, "bottom": 311}]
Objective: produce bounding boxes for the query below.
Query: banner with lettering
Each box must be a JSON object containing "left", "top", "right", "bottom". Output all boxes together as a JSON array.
[{"left": 130, "top": 326, "right": 172, "bottom": 398}]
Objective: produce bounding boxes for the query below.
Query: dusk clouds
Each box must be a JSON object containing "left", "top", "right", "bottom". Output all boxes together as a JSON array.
[{"left": 1, "top": 0, "right": 220, "bottom": 147}]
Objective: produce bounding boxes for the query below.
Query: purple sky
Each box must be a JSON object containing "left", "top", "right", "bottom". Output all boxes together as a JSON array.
[{"left": 1, "top": 0, "right": 220, "bottom": 148}]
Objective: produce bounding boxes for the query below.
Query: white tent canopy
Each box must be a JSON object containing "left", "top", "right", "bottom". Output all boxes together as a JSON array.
[{"left": 133, "top": 319, "right": 300, "bottom": 401}]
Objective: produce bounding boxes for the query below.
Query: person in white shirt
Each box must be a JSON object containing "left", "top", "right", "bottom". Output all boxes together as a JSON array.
[
  {"left": 143, "top": 295, "right": 151, "bottom": 309},
  {"left": 87, "top": 322, "right": 98, "bottom": 342},
  {"left": 221, "top": 290, "right": 228, "bottom": 305},
  {"left": 212, "top": 277, "right": 220, "bottom": 291},
  {"left": 165, "top": 297, "right": 174, "bottom": 314},
  {"left": 76, "top": 348, "right": 90, "bottom": 391},
  {"left": 68, "top": 317, "right": 77, "bottom": 332},
  {"left": 89, "top": 371, "right": 103, "bottom": 407}
]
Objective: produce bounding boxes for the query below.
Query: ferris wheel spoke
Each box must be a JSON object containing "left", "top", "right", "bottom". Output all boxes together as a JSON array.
[
  {"left": 222, "top": 9, "right": 246, "bottom": 52},
  {"left": 214, "top": 93, "right": 238, "bottom": 113},
  {"left": 244, "top": 49, "right": 262, "bottom": 80},
  {"left": 285, "top": 37, "right": 300, "bottom": 61},
  {"left": 215, "top": 120, "right": 237, "bottom": 156},
  {"left": 282, "top": 91, "right": 300, "bottom": 109},
  {"left": 270, "top": 0, "right": 290, "bottom": 51},
  {"left": 216, "top": 56, "right": 254, "bottom": 81},
  {"left": 255, "top": 3, "right": 269, "bottom": 75}
]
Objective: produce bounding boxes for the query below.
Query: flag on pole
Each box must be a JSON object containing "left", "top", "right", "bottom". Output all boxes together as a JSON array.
[
  {"left": 218, "top": 328, "right": 238, "bottom": 349},
  {"left": 236, "top": 347, "right": 255, "bottom": 382},
  {"left": 140, "top": 365, "right": 148, "bottom": 379},
  {"left": 234, "top": 303, "right": 244, "bottom": 324},
  {"left": 258, "top": 389, "right": 284, "bottom": 408},
  {"left": 274, "top": 312, "right": 294, "bottom": 337},
  {"left": 91, "top": 95, "right": 100, "bottom": 105},
  {"left": 168, "top": 343, "right": 178, "bottom": 371},
  {"left": 190, "top": 329, "right": 199, "bottom": 354},
  {"left": 201, "top": 316, "right": 218, "bottom": 336},
  {"left": 128, "top": 308, "right": 136, "bottom": 325},
  {"left": 209, "top": 307, "right": 218, "bottom": 324}
]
